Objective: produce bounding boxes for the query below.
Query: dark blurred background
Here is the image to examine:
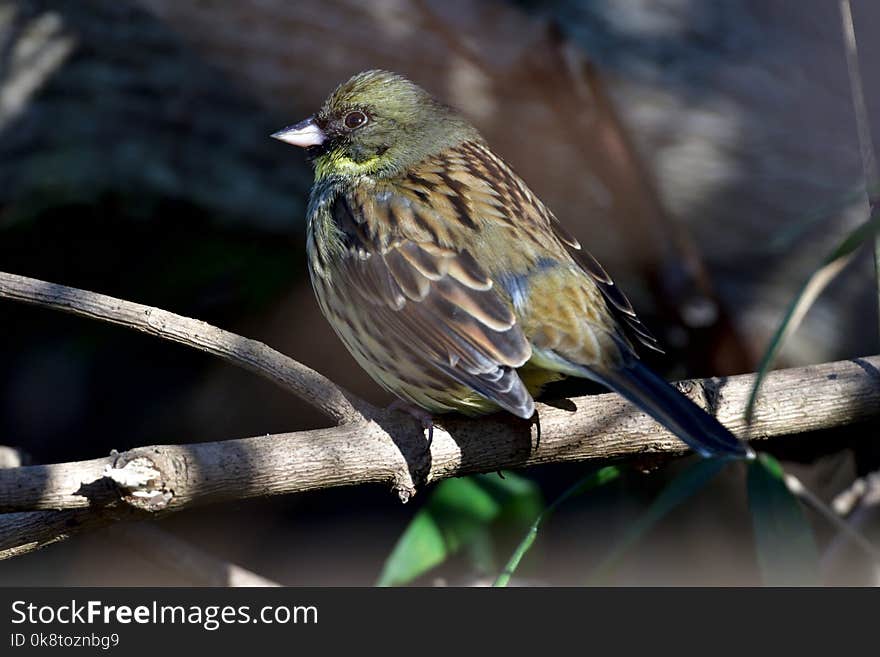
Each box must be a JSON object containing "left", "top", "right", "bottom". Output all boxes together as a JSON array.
[{"left": 1, "top": 0, "right": 878, "bottom": 585}]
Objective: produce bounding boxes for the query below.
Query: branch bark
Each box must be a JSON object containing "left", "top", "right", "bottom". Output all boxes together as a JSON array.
[
  {"left": 1, "top": 355, "right": 878, "bottom": 559},
  {"left": 0, "top": 271, "right": 372, "bottom": 424}
]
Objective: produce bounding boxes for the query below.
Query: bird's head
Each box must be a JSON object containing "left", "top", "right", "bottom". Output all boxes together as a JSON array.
[{"left": 272, "top": 70, "right": 479, "bottom": 181}]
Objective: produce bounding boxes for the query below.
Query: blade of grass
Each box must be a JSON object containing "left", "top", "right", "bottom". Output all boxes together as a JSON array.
[
  {"left": 492, "top": 466, "right": 621, "bottom": 587},
  {"left": 840, "top": 1, "right": 879, "bottom": 184},
  {"left": 587, "top": 458, "right": 727, "bottom": 583},
  {"left": 747, "top": 454, "right": 820, "bottom": 585},
  {"left": 839, "top": 0, "right": 880, "bottom": 336},
  {"left": 747, "top": 1, "right": 880, "bottom": 423},
  {"left": 376, "top": 472, "right": 542, "bottom": 587},
  {"left": 744, "top": 206, "right": 880, "bottom": 423}
]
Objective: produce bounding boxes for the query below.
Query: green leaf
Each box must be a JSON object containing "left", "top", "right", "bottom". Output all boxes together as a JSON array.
[
  {"left": 588, "top": 458, "right": 727, "bottom": 583},
  {"left": 376, "top": 472, "right": 542, "bottom": 586},
  {"left": 747, "top": 454, "right": 820, "bottom": 586},
  {"left": 745, "top": 205, "right": 880, "bottom": 423},
  {"left": 493, "top": 466, "right": 622, "bottom": 587}
]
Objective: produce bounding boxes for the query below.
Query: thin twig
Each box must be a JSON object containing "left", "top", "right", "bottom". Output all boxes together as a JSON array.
[
  {"left": 0, "top": 271, "right": 372, "bottom": 425},
  {"left": 832, "top": 469, "right": 880, "bottom": 517},
  {"left": 783, "top": 470, "right": 880, "bottom": 564},
  {"left": 823, "top": 469, "right": 880, "bottom": 584}
]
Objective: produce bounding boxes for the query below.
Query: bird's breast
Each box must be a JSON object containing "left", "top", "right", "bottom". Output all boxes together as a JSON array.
[{"left": 305, "top": 179, "right": 350, "bottom": 282}]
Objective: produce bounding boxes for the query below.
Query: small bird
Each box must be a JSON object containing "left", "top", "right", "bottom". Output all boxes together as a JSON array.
[{"left": 272, "top": 70, "right": 751, "bottom": 459}]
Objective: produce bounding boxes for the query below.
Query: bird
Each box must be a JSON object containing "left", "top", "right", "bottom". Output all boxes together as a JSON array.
[{"left": 272, "top": 69, "right": 752, "bottom": 460}]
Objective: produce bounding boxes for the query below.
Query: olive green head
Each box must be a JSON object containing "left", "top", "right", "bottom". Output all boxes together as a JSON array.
[{"left": 272, "top": 70, "right": 479, "bottom": 180}]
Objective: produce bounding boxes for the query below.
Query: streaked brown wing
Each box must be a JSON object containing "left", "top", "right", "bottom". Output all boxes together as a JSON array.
[
  {"left": 331, "top": 192, "right": 535, "bottom": 418},
  {"left": 459, "top": 140, "right": 664, "bottom": 355}
]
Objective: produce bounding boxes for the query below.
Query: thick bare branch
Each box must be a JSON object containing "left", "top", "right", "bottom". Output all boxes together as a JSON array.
[
  {"left": 1, "top": 355, "right": 878, "bottom": 560},
  {"left": 0, "top": 449, "right": 279, "bottom": 586},
  {"left": 0, "top": 271, "right": 372, "bottom": 424}
]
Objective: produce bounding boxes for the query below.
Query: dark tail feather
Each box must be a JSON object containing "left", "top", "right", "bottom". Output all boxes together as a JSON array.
[{"left": 593, "top": 361, "right": 753, "bottom": 459}]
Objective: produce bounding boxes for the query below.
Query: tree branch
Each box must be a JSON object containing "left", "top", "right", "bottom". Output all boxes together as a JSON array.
[
  {"left": 0, "top": 446, "right": 280, "bottom": 584},
  {"left": 0, "top": 271, "right": 372, "bottom": 425},
  {"left": 1, "top": 355, "right": 878, "bottom": 560}
]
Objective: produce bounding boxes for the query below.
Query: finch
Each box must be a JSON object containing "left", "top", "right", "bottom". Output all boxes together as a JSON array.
[{"left": 272, "top": 70, "right": 751, "bottom": 459}]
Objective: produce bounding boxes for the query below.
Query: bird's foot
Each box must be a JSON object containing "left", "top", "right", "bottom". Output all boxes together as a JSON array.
[
  {"left": 387, "top": 400, "right": 435, "bottom": 447},
  {"left": 531, "top": 409, "right": 542, "bottom": 449}
]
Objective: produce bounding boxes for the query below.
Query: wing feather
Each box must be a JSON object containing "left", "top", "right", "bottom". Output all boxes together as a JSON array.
[
  {"left": 458, "top": 140, "right": 664, "bottom": 356},
  {"left": 331, "top": 189, "right": 535, "bottom": 418}
]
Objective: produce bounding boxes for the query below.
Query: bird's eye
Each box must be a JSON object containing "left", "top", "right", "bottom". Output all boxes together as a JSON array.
[{"left": 344, "top": 110, "right": 368, "bottom": 130}]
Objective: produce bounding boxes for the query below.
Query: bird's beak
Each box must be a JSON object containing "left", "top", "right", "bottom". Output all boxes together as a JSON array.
[{"left": 271, "top": 117, "right": 326, "bottom": 148}]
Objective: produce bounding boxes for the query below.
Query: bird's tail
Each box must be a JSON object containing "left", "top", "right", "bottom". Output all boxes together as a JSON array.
[{"left": 592, "top": 361, "right": 753, "bottom": 459}]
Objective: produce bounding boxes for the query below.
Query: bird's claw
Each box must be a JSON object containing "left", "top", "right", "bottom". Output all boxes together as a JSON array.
[
  {"left": 388, "top": 400, "right": 435, "bottom": 447},
  {"left": 531, "top": 409, "right": 542, "bottom": 449}
]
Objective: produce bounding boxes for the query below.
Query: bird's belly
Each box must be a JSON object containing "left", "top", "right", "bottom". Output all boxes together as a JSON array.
[{"left": 517, "top": 360, "right": 568, "bottom": 396}]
